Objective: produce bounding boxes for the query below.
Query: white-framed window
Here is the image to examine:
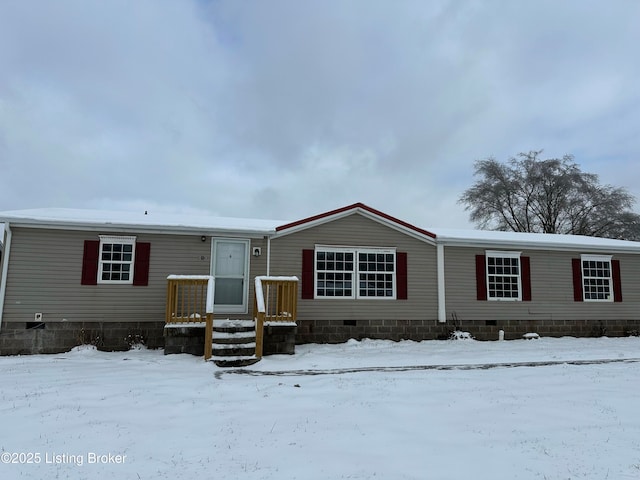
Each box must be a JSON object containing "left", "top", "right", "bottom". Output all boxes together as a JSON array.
[
  {"left": 315, "top": 246, "right": 396, "bottom": 299},
  {"left": 581, "top": 254, "right": 613, "bottom": 302},
  {"left": 212, "top": 238, "right": 250, "bottom": 314},
  {"left": 98, "top": 235, "right": 136, "bottom": 284},
  {"left": 486, "top": 250, "right": 521, "bottom": 301}
]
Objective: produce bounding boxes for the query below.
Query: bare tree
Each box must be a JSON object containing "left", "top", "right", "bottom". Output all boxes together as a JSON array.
[{"left": 459, "top": 151, "right": 640, "bottom": 240}]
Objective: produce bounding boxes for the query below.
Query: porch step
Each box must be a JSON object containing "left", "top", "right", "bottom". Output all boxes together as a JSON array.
[
  {"left": 213, "top": 319, "right": 255, "bottom": 333},
  {"left": 211, "top": 319, "right": 259, "bottom": 367},
  {"left": 212, "top": 355, "right": 261, "bottom": 368},
  {"left": 212, "top": 331, "right": 256, "bottom": 344},
  {"left": 212, "top": 343, "right": 256, "bottom": 357}
]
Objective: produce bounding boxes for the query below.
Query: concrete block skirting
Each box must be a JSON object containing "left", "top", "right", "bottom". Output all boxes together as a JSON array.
[
  {"left": 164, "top": 326, "right": 205, "bottom": 356},
  {"left": 294, "top": 318, "right": 640, "bottom": 344},
  {"left": 0, "top": 321, "right": 165, "bottom": 355},
  {"left": 2, "top": 317, "right": 639, "bottom": 355},
  {"left": 262, "top": 324, "right": 297, "bottom": 355}
]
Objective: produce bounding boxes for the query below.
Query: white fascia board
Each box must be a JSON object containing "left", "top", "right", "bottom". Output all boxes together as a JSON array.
[
  {"left": 436, "top": 236, "right": 640, "bottom": 254},
  {"left": 0, "top": 209, "right": 283, "bottom": 238},
  {"left": 2, "top": 220, "right": 274, "bottom": 238},
  {"left": 357, "top": 209, "right": 437, "bottom": 245},
  {"left": 271, "top": 209, "right": 357, "bottom": 237}
]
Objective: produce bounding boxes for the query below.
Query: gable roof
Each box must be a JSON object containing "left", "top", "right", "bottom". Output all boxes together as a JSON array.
[
  {"left": 275, "top": 203, "right": 437, "bottom": 243},
  {"left": 0, "top": 208, "right": 286, "bottom": 236}
]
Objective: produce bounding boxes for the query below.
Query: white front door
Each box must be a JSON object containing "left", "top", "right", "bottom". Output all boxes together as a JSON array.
[{"left": 212, "top": 239, "right": 250, "bottom": 314}]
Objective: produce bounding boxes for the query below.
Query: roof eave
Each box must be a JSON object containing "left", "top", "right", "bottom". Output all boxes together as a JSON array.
[
  {"left": 1, "top": 217, "right": 275, "bottom": 238},
  {"left": 437, "top": 236, "right": 640, "bottom": 254}
]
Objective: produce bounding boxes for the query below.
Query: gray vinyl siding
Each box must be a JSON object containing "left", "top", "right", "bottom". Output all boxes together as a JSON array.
[
  {"left": 270, "top": 213, "right": 438, "bottom": 321},
  {"left": 2, "top": 227, "right": 267, "bottom": 324},
  {"left": 444, "top": 246, "right": 640, "bottom": 323}
]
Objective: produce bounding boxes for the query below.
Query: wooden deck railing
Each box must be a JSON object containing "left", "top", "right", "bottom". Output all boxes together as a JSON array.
[
  {"left": 254, "top": 276, "right": 299, "bottom": 358},
  {"left": 166, "top": 275, "right": 214, "bottom": 360}
]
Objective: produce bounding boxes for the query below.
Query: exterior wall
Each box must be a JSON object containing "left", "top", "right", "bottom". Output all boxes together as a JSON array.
[
  {"left": 0, "top": 227, "right": 268, "bottom": 354},
  {"left": 270, "top": 213, "right": 441, "bottom": 343},
  {"left": 444, "top": 246, "right": 640, "bottom": 339}
]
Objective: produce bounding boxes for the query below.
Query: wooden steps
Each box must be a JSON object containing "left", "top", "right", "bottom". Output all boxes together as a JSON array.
[{"left": 211, "top": 319, "right": 260, "bottom": 367}]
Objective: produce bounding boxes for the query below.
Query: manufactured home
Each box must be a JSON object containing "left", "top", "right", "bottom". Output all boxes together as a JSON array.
[{"left": 1, "top": 203, "right": 639, "bottom": 364}]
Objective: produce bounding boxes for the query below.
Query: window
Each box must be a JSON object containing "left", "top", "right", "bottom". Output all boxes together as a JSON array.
[
  {"left": 316, "top": 250, "right": 354, "bottom": 297},
  {"left": 485, "top": 251, "right": 521, "bottom": 301},
  {"left": 358, "top": 251, "right": 395, "bottom": 298},
  {"left": 581, "top": 255, "right": 612, "bottom": 301},
  {"left": 98, "top": 236, "right": 136, "bottom": 284},
  {"left": 315, "top": 247, "right": 396, "bottom": 299}
]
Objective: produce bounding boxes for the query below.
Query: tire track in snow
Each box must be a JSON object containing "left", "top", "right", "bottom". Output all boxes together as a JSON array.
[{"left": 214, "top": 357, "right": 640, "bottom": 379}]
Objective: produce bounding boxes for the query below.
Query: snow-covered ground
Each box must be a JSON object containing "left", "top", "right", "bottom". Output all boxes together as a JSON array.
[{"left": 1, "top": 337, "right": 640, "bottom": 479}]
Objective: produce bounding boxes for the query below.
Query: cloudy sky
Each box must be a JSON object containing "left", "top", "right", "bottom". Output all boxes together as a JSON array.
[{"left": 1, "top": 0, "right": 639, "bottom": 228}]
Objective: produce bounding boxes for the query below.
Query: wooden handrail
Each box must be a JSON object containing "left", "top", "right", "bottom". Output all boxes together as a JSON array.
[
  {"left": 166, "top": 275, "right": 214, "bottom": 360},
  {"left": 254, "top": 276, "right": 298, "bottom": 358}
]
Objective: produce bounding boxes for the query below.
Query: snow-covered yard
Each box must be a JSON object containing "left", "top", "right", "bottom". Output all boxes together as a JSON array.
[{"left": 1, "top": 337, "right": 640, "bottom": 479}]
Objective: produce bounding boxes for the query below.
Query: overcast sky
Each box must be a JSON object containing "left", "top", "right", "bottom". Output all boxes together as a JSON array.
[{"left": 1, "top": 0, "right": 639, "bottom": 228}]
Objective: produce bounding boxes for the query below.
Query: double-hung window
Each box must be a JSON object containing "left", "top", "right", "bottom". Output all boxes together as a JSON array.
[
  {"left": 315, "top": 247, "right": 396, "bottom": 299},
  {"left": 581, "top": 254, "right": 613, "bottom": 301},
  {"left": 98, "top": 235, "right": 136, "bottom": 284},
  {"left": 486, "top": 250, "right": 521, "bottom": 300}
]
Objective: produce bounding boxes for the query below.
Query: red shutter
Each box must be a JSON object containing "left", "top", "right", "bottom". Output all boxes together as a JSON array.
[
  {"left": 475, "top": 254, "right": 487, "bottom": 301},
  {"left": 301, "top": 249, "right": 314, "bottom": 299},
  {"left": 572, "top": 258, "right": 583, "bottom": 302},
  {"left": 396, "top": 252, "right": 408, "bottom": 300},
  {"left": 133, "top": 242, "right": 151, "bottom": 286},
  {"left": 521, "top": 256, "right": 531, "bottom": 301},
  {"left": 612, "top": 259, "right": 622, "bottom": 302},
  {"left": 81, "top": 240, "right": 99, "bottom": 285}
]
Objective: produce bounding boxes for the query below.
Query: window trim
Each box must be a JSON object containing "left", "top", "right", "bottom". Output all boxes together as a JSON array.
[
  {"left": 97, "top": 235, "right": 136, "bottom": 285},
  {"left": 211, "top": 238, "right": 250, "bottom": 314},
  {"left": 580, "top": 254, "right": 613, "bottom": 302},
  {"left": 314, "top": 245, "right": 397, "bottom": 300},
  {"left": 485, "top": 250, "right": 522, "bottom": 302}
]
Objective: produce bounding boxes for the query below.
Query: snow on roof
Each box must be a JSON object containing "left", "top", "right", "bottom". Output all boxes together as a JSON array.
[
  {"left": 0, "top": 208, "right": 288, "bottom": 235},
  {"left": 1, "top": 206, "right": 639, "bottom": 253},
  {"left": 431, "top": 227, "right": 640, "bottom": 252}
]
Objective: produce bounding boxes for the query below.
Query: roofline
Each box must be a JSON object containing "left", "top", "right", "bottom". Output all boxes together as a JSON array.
[
  {"left": 0, "top": 217, "right": 275, "bottom": 238},
  {"left": 437, "top": 235, "right": 640, "bottom": 254},
  {"left": 275, "top": 203, "right": 437, "bottom": 242}
]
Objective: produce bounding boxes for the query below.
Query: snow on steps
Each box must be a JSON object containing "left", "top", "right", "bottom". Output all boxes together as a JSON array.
[
  {"left": 211, "top": 318, "right": 260, "bottom": 367},
  {"left": 212, "top": 355, "right": 260, "bottom": 368},
  {"left": 214, "top": 319, "right": 255, "bottom": 329}
]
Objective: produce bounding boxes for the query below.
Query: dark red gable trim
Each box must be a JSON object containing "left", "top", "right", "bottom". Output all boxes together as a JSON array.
[
  {"left": 81, "top": 240, "right": 100, "bottom": 285},
  {"left": 521, "top": 256, "right": 532, "bottom": 301},
  {"left": 301, "top": 249, "right": 314, "bottom": 299},
  {"left": 612, "top": 259, "right": 622, "bottom": 302},
  {"left": 475, "top": 254, "right": 487, "bottom": 301},
  {"left": 276, "top": 203, "right": 436, "bottom": 239},
  {"left": 396, "top": 252, "right": 408, "bottom": 300},
  {"left": 133, "top": 242, "right": 151, "bottom": 286},
  {"left": 572, "top": 258, "right": 583, "bottom": 302}
]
